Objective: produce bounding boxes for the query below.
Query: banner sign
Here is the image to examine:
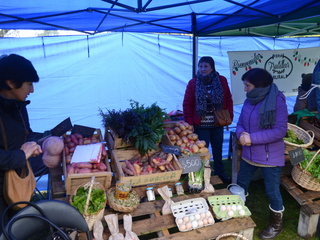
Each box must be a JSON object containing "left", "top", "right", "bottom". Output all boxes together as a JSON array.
[{"left": 228, "top": 47, "right": 320, "bottom": 105}]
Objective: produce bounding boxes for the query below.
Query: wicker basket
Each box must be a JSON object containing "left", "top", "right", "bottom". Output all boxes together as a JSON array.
[
  {"left": 216, "top": 232, "right": 249, "bottom": 240},
  {"left": 284, "top": 123, "right": 314, "bottom": 153},
  {"left": 70, "top": 177, "right": 107, "bottom": 230},
  {"left": 107, "top": 187, "right": 140, "bottom": 213},
  {"left": 291, "top": 149, "right": 320, "bottom": 191}
]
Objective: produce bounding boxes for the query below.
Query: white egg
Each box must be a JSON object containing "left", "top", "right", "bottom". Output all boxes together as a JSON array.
[
  {"left": 189, "top": 215, "right": 195, "bottom": 221},
  {"left": 219, "top": 205, "right": 227, "bottom": 212},
  {"left": 177, "top": 218, "right": 183, "bottom": 225},
  {"left": 227, "top": 210, "right": 234, "bottom": 217},
  {"left": 195, "top": 213, "right": 201, "bottom": 220},
  {"left": 231, "top": 205, "right": 237, "bottom": 211},
  {"left": 179, "top": 224, "right": 186, "bottom": 231},
  {"left": 237, "top": 204, "right": 243, "bottom": 210},
  {"left": 192, "top": 220, "right": 198, "bottom": 228},
  {"left": 239, "top": 209, "right": 246, "bottom": 216}
]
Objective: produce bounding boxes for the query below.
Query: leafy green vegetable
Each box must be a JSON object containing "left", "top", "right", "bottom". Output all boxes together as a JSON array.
[
  {"left": 99, "top": 100, "right": 169, "bottom": 156},
  {"left": 284, "top": 129, "right": 304, "bottom": 144},
  {"left": 71, "top": 187, "right": 106, "bottom": 214},
  {"left": 300, "top": 149, "right": 320, "bottom": 181}
]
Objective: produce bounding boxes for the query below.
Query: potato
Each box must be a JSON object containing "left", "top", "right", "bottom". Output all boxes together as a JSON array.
[
  {"left": 176, "top": 139, "right": 183, "bottom": 146},
  {"left": 180, "top": 130, "right": 188, "bottom": 137},
  {"left": 168, "top": 129, "right": 175, "bottom": 135},
  {"left": 199, "top": 147, "right": 209, "bottom": 153},
  {"left": 174, "top": 127, "right": 182, "bottom": 134},
  {"left": 196, "top": 140, "right": 206, "bottom": 148},
  {"left": 169, "top": 134, "right": 177, "bottom": 141},
  {"left": 181, "top": 136, "right": 189, "bottom": 143}
]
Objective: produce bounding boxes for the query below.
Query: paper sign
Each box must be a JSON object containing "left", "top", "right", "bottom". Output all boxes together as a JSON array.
[
  {"left": 179, "top": 155, "right": 202, "bottom": 174},
  {"left": 71, "top": 124, "right": 96, "bottom": 138},
  {"left": 160, "top": 143, "right": 181, "bottom": 156},
  {"left": 289, "top": 147, "right": 305, "bottom": 165},
  {"left": 71, "top": 143, "right": 103, "bottom": 163}
]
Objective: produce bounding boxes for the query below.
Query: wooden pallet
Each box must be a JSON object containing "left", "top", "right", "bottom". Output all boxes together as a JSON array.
[
  {"left": 87, "top": 190, "right": 255, "bottom": 240},
  {"left": 281, "top": 175, "right": 320, "bottom": 239}
]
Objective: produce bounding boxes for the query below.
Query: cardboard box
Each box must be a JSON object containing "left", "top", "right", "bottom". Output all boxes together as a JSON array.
[
  {"left": 62, "top": 129, "right": 113, "bottom": 195},
  {"left": 104, "top": 127, "right": 133, "bottom": 150},
  {"left": 111, "top": 148, "right": 183, "bottom": 187}
]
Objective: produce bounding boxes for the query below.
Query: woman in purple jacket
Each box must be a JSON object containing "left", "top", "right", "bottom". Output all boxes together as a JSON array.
[{"left": 236, "top": 68, "right": 288, "bottom": 239}]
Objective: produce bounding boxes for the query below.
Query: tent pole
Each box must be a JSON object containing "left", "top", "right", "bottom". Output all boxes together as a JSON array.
[{"left": 192, "top": 34, "right": 198, "bottom": 78}]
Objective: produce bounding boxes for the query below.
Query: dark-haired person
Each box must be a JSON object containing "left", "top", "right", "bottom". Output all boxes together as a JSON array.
[
  {"left": 236, "top": 68, "right": 288, "bottom": 239},
  {"left": 183, "top": 56, "right": 234, "bottom": 184},
  {"left": 293, "top": 73, "right": 317, "bottom": 112},
  {"left": 0, "top": 54, "right": 45, "bottom": 229}
]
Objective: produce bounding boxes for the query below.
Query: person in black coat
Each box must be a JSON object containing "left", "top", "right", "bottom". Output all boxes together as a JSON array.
[{"left": 0, "top": 54, "right": 46, "bottom": 231}]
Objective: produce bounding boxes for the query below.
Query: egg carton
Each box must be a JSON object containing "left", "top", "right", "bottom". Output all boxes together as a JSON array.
[
  {"left": 207, "top": 195, "right": 251, "bottom": 221},
  {"left": 171, "top": 197, "right": 215, "bottom": 232}
]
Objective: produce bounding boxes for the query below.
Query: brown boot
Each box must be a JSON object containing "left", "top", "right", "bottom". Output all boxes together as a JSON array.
[{"left": 259, "top": 206, "right": 284, "bottom": 239}]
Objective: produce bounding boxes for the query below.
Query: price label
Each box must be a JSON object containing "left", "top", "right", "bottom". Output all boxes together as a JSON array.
[
  {"left": 71, "top": 124, "right": 96, "bottom": 138},
  {"left": 289, "top": 147, "right": 305, "bottom": 165},
  {"left": 160, "top": 143, "right": 181, "bottom": 156},
  {"left": 179, "top": 155, "right": 202, "bottom": 174}
]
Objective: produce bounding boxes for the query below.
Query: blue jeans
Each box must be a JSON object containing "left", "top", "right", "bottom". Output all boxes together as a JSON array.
[
  {"left": 237, "top": 160, "right": 283, "bottom": 211},
  {"left": 194, "top": 126, "right": 226, "bottom": 177}
]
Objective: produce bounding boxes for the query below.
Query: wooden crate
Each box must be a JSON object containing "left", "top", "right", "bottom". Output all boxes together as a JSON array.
[
  {"left": 62, "top": 129, "right": 113, "bottom": 195},
  {"left": 281, "top": 175, "right": 320, "bottom": 239},
  {"left": 104, "top": 127, "right": 133, "bottom": 150},
  {"left": 81, "top": 188, "right": 255, "bottom": 240},
  {"left": 111, "top": 148, "right": 183, "bottom": 187}
]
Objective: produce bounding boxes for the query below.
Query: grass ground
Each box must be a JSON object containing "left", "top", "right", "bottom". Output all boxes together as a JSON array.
[{"left": 219, "top": 159, "right": 319, "bottom": 240}]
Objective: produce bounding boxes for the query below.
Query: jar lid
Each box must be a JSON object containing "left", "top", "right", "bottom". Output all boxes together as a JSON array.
[
  {"left": 175, "top": 182, "right": 182, "bottom": 185},
  {"left": 146, "top": 187, "right": 154, "bottom": 190}
]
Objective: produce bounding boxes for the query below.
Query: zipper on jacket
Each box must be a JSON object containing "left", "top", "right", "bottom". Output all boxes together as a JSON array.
[{"left": 265, "top": 144, "right": 269, "bottom": 161}]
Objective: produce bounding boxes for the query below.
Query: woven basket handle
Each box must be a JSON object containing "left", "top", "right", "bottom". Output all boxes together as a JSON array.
[
  {"left": 307, "top": 130, "right": 315, "bottom": 141},
  {"left": 216, "top": 232, "right": 249, "bottom": 240},
  {"left": 303, "top": 149, "right": 320, "bottom": 173},
  {"left": 84, "top": 176, "right": 96, "bottom": 215}
]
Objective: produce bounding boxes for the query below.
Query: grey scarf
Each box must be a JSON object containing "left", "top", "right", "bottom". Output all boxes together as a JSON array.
[
  {"left": 246, "top": 83, "right": 279, "bottom": 129},
  {"left": 195, "top": 71, "right": 224, "bottom": 117}
]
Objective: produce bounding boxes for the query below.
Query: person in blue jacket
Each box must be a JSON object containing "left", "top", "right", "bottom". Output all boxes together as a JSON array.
[
  {"left": 0, "top": 54, "right": 44, "bottom": 230},
  {"left": 236, "top": 68, "right": 288, "bottom": 239}
]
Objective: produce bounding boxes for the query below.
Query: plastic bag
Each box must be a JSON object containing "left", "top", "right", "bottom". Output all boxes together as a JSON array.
[{"left": 157, "top": 185, "right": 174, "bottom": 215}]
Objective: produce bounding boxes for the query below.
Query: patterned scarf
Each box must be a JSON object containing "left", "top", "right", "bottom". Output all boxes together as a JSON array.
[
  {"left": 246, "top": 83, "right": 279, "bottom": 129},
  {"left": 195, "top": 70, "right": 224, "bottom": 117}
]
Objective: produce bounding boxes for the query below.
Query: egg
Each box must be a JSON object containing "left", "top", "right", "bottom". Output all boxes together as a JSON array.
[
  {"left": 192, "top": 220, "right": 198, "bottom": 228},
  {"left": 195, "top": 213, "right": 201, "bottom": 220},
  {"left": 179, "top": 224, "right": 186, "bottom": 231},
  {"left": 231, "top": 205, "right": 237, "bottom": 211},
  {"left": 239, "top": 209, "right": 246, "bottom": 216},
  {"left": 207, "top": 217, "right": 214, "bottom": 224},
  {"left": 198, "top": 220, "right": 204, "bottom": 227},
  {"left": 203, "top": 218, "right": 208, "bottom": 225},
  {"left": 206, "top": 211, "right": 211, "bottom": 217},
  {"left": 177, "top": 218, "right": 183, "bottom": 225},
  {"left": 219, "top": 205, "right": 227, "bottom": 212},
  {"left": 226, "top": 205, "right": 232, "bottom": 211},
  {"left": 227, "top": 210, "right": 234, "bottom": 217},
  {"left": 186, "top": 222, "right": 192, "bottom": 230},
  {"left": 189, "top": 215, "right": 195, "bottom": 221},
  {"left": 200, "top": 212, "right": 206, "bottom": 219},
  {"left": 237, "top": 204, "right": 243, "bottom": 210},
  {"left": 183, "top": 216, "right": 190, "bottom": 223}
]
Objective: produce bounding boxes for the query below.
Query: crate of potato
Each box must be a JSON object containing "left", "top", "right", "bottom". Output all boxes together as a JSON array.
[
  {"left": 111, "top": 148, "right": 183, "bottom": 187},
  {"left": 164, "top": 121, "right": 211, "bottom": 161},
  {"left": 62, "top": 129, "right": 113, "bottom": 195}
]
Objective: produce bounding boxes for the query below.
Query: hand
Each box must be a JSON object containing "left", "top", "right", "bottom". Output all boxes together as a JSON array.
[
  {"left": 239, "top": 132, "right": 251, "bottom": 146},
  {"left": 20, "top": 141, "right": 42, "bottom": 159}
]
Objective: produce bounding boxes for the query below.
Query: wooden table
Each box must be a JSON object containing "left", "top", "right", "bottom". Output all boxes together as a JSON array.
[
  {"left": 49, "top": 166, "right": 256, "bottom": 240},
  {"left": 281, "top": 175, "right": 320, "bottom": 239}
]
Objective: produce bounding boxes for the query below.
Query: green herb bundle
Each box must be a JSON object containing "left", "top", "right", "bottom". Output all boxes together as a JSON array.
[
  {"left": 100, "top": 100, "right": 169, "bottom": 156},
  {"left": 300, "top": 149, "right": 320, "bottom": 181}
]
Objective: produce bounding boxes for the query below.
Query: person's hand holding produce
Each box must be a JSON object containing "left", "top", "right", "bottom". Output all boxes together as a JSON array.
[{"left": 20, "top": 141, "right": 42, "bottom": 159}]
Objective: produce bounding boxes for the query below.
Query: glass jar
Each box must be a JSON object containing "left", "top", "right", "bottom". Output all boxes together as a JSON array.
[
  {"left": 146, "top": 187, "right": 155, "bottom": 201},
  {"left": 168, "top": 188, "right": 173, "bottom": 197},
  {"left": 175, "top": 182, "right": 184, "bottom": 195}
]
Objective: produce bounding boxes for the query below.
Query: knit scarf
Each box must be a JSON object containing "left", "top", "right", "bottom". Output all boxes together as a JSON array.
[
  {"left": 195, "top": 71, "right": 224, "bottom": 117},
  {"left": 246, "top": 83, "right": 279, "bottom": 129}
]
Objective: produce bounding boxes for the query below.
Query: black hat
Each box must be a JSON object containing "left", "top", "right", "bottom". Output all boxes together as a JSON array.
[{"left": 0, "top": 54, "right": 39, "bottom": 89}]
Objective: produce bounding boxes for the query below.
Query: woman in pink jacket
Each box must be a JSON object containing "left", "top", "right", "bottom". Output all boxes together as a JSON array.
[{"left": 183, "top": 56, "right": 233, "bottom": 183}]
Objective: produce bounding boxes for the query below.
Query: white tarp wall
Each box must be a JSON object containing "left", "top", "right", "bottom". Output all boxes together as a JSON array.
[{"left": 1, "top": 33, "right": 320, "bottom": 157}]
